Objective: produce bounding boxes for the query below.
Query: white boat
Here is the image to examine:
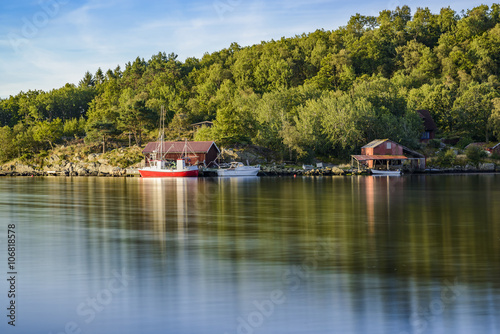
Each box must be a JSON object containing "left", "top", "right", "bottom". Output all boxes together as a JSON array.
[
  {"left": 371, "top": 169, "right": 401, "bottom": 176},
  {"left": 217, "top": 162, "right": 260, "bottom": 177}
]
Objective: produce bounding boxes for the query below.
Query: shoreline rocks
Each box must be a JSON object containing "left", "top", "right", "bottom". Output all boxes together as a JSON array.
[
  {"left": 1, "top": 156, "right": 498, "bottom": 178},
  {"left": 0, "top": 159, "right": 141, "bottom": 178}
]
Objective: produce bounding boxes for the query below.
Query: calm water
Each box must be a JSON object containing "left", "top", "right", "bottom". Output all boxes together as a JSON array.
[{"left": 0, "top": 175, "right": 499, "bottom": 334}]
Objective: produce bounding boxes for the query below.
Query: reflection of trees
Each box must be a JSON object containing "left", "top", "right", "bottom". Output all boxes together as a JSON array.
[{"left": 57, "top": 175, "right": 500, "bottom": 286}]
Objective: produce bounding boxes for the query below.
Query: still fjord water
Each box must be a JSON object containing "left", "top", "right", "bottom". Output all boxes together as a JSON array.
[{"left": 0, "top": 175, "right": 499, "bottom": 334}]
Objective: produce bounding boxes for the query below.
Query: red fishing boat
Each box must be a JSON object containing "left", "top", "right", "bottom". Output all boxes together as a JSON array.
[
  {"left": 138, "top": 107, "right": 199, "bottom": 178},
  {"left": 138, "top": 158, "right": 199, "bottom": 177}
]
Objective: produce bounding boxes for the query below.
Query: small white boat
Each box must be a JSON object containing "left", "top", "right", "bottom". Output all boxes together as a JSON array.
[
  {"left": 371, "top": 169, "right": 401, "bottom": 176},
  {"left": 217, "top": 162, "right": 260, "bottom": 177}
]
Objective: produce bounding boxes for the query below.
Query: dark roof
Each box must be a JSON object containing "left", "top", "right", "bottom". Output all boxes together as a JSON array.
[
  {"left": 416, "top": 110, "right": 438, "bottom": 131},
  {"left": 143, "top": 141, "right": 219, "bottom": 154},
  {"left": 402, "top": 146, "right": 425, "bottom": 158},
  {"left": 191, "top": 121, "right": 214, "bottom": 127},
  {"left": 362, "top": 139, "right": 394, "bottom": 148},
  {"left": 352, "top": 155, "right": 407, "bottom": 161},
  {"left": 464, "top": 142, "right": 488, "bottom": 149}
]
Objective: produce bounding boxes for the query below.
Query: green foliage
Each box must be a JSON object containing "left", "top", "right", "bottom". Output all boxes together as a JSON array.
[
  {"left": 63, "top": 117, "right": 86, "bottom": 138},
  {"left": 456, "top": 136, "right": 474, "bottom": 149},
  {"left": 491, "top": 97, "right": 500, "bottom": 139},
  {"left": 117, "top": 89, "right": 157, "bottom": 146},
  {"left": 3, "top": 3, "right": 500, "bottom": 162},
  {"left": 465, "top": 145, "right": 488, "bottom": 166},
  {"left": 452, "top": 82, "right": 497, "bottom": 141},
  {"left": 428, "top": 138, "right": 442, "bottom": 149},
  {"left": 193, "top": 125, "right": 215, "bottom": 141},
  {"left": 436, "top": 148, "right": 457, "bottom": 167},
  {"left": 32, "top": 118, "right": 63, "bottom": 149},
  {"left": 0, "top": 126, "right": 16, "bottom": 163}
]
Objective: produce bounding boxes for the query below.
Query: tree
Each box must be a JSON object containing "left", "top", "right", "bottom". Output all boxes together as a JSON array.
[
  {"left": 320, "top": 92, "right": 376, "bottom": 154},
  {"left": 465, "top": 145, "right": 487, "bottom": 167},
  {"left": 84, "top": 92, "right": 119, "bottom": 153},
  {"left": 407, "top": 83, "right": 458, "bottom": 132},
  {"left": 95, "top": 68, "right": 105, "bottom": 85},
  {"left": 32, "top": 118, "right": 63, "bottom": 149},
  {"left": 406, "top": 7, "right": 440, "bottom": 47},
  {"left": 0, "top": 126, "right": 16, "bottom": 163},
  {"left": 12, "top": 122, "right": 38, "bottom": 159},
  {"left": 452, "top": 82, "right": 497, "bottom": 141},
  {"left": 85, "top": 119, "right": 119, "bottom": 154},
  {"left": 193, "top": 125, "right": 215, "bottom": 141},
  {"left": 395, "top": 40, "right": 439, "bottom": 81},
  {"left": 63, "top": 117, "right": 86, "bottom": 138},
  {"left": 307, "top": 51, "right": 355, "bottom": 91},
  {"left": 79, "top": 71, "right": 95, "bottom": 88},
  {"left": 490, "top": 97, "right": 500, "bottom": 140},
  {"left": 117, "top": 89, "right": 157, "bottom": 146}
]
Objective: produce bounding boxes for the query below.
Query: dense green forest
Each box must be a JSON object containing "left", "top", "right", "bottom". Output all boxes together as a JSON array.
[{"left": 2, "top": 4, "right": 500, "bottom": 164}]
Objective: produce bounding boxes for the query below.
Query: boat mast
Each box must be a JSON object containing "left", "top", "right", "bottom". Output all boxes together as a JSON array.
[{"left": 159, "top": 106, "right": 165, "bottom": 159}]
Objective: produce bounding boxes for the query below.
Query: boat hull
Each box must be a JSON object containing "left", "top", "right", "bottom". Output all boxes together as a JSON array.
[
  {"left": 370, "top": 169, "right": 401, "bottom": 176},
  {"left": 138, "top": 168, "right": 199, "bottom": 178},
  {"left": 217, "top": 168, "right": 260, "bottom": 177}
]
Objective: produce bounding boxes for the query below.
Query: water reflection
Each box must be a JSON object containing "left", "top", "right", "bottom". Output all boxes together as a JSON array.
[{"left": 0, "top": 175, "right": 499, "bottom": 334}]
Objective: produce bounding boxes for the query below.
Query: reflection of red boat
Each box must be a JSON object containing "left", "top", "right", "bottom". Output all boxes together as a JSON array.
[{"left": 138, "top": 159, "right": 199, "bottom": 177}]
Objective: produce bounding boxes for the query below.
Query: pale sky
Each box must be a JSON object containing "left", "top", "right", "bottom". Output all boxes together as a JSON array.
[{"left": 0, "top": 0, "right": 489, "bottom": 98}]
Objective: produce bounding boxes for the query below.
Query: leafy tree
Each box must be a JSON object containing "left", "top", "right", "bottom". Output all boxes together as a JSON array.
[
  {"left": 84, "top": 89, "right": 120, "bottom": 153},
  {"left": 85, "top": 119, "right": 119, "bottom": 154},
  {"left": 95, "top": 68, "right": 105, "bottom": 85},
  {"left": 465, "top": 145, "right": 488, "bottom": 167},
  {"left": 307, "top": 51, "right": 355, "bottom": 91},
  {"left": 12, "top": 122, "right": 39, "bottom": 159},
  {"left": 32, "top": 118, "right": 63, "bottom": 149},
  {"left": 490, "top": 97, "right": 500, "bottom": 140},
  {"left": 453, "top": 82, "right": 497, "bottom": 141},
  {"left": 193, "top": 125, "right": 215, "bottom": 141},
  {"left": 117, "top": 89, "right": 157, "bottom": 146},
  {"left": 407, "top": 83, "right": 458, "bottom": 132},
  {"left": 63, "top": 117, "right": 86, "bottom": 138},
  {"left": 436, "top": 148, "right": 457, "bottom": 167},
  {"left": 79, "top": 71, "right": 95, "bottom": 88},
  {"left": 0, "top": 126, "right": 16, "bottom": 163},
  {"left": 320, "top": 92, "right": 376, "bottom": 154}
]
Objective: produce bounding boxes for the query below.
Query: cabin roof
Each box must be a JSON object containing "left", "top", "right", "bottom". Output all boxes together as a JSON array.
[
  {"left": 352, "top": 155, "right": 408, "bottom": 161},
  {"left": 416, "top": 110, "right": 438, "bottom": 131},
  {"left": 143, "top": 141, "right": 219, "bottom": 154},
  {"left": 362, "top": 139, "right": 394, "bottom": 148},
  {"left": 191, "top": 121, "right": 214, "bottom": 127},
  {"left": 464, "top": 142, "right": 489, "bottom": 150}
]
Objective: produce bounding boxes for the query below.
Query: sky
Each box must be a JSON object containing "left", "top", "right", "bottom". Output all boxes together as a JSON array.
[{"left": 0, "top": 0, "right": 490, "bottom": 98}]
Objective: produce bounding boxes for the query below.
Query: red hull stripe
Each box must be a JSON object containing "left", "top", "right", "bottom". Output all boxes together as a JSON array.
[{"left": 138, "top": 169, "right": 199, "bottom": 178}]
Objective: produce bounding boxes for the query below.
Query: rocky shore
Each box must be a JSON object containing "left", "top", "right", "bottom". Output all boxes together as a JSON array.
[
  {"left": 258, "top": 165, "right": 348, "bottom": 176},
  {"left": 0, "top": 153, "right": 140, "bottom": 177},
  {"left": 0, "top": 145, "right": 498, "bottom": 177},
  {"left": 2, "top": 161, "right": 498, "bottom": 177}
]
